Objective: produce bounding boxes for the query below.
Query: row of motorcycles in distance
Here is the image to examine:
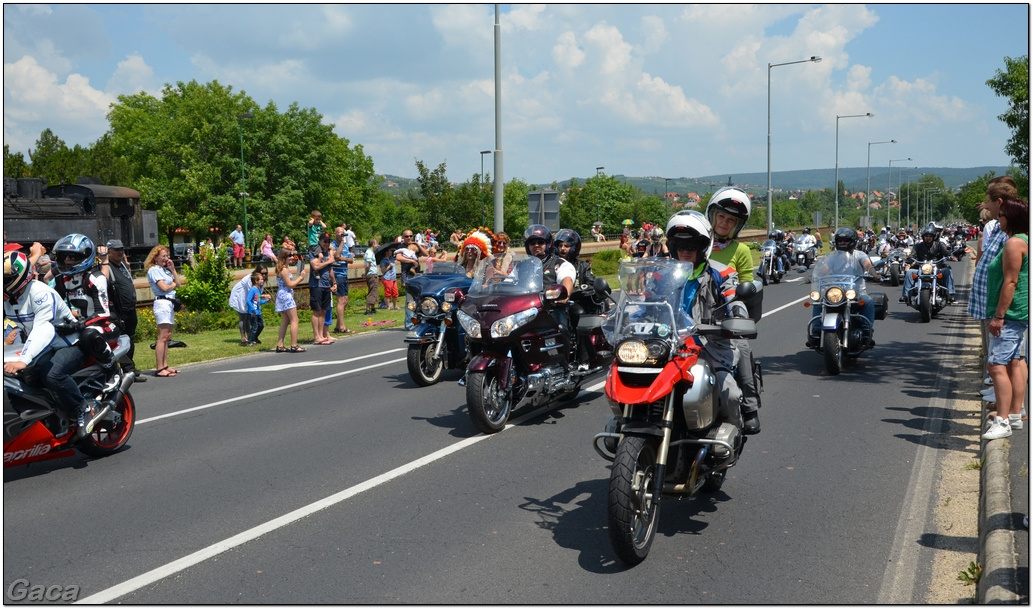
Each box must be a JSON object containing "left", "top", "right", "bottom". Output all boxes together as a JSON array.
[{"left": 403, "top": 254, "right": 760, "bottom": 565}]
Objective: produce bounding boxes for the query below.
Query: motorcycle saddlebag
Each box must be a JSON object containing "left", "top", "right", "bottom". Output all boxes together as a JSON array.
[{"left": 870, "top": 291, "right": 888, "bottom": 321}]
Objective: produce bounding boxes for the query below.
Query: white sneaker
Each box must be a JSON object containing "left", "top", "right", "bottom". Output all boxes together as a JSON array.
[
  {"left": 983, "top": 417, "right": 1012, "bottom": 440},
  {"left": 1008, "top": 415, "right": 1023, "bottom": 430},
  {"left": 984, "top": 376, "right": 994, "bottom": 386},
  {"left": 980, "top": 387, "right": 995, "bottom": 396},
  {"left": 982, "top": 391, "right": 997, "bottom": 402}
]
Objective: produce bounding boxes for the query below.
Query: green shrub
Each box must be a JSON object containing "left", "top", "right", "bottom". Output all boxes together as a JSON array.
[
  {"left": 591, "top": 248, "right": 624, "bottom": 276},
  {"left": 177, "top": 243, "right": 232, "bottom": 313}
]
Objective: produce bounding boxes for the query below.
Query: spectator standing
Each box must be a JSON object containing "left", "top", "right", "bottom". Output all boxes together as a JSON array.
[
  {"left": 229, "top": 265, "right": 268, "bottom": 345},
  {"left": 969, "top": 177, "right": 1018, "bottom": 365},
  {"left": 246, "top": 270, "right": 270, "bottom": 346},
  {"left": 144, "top": 245, "right": 180, "bottom": 377},
  {"left": 364, "top": 238, "right": 381, "bottom": 315},
  {"left": 330, "top": 226, "right": 355, "bottom": 334},
  {"left": 98, "top": 240, "right": 145, "bottom": 381},
  {"left": 229, "top": 224, "right": 246, "bottom": 268},
  {"left": 260, "top": 235, "right": 276, "bottom": 264},
  {"left": 450, "top": 228, "right": 466, "bottom": 249},
  {"left": 982, "top": 197, "right": 1029, "bottom": 440},
  {"left": 395, "top": 230, "right": 426, "bottom": 329},
  {"left": 274, "top": 247, "right": 307, "bottom": 353},
  {"left": 343, "top": 223, "right": 356, "bottom": 254},
  {"left": 308, "top": 233, "right": 336, "bottom": 345},
  {"left": 380, "top": 253, "right": 399, "bottom": 310}
]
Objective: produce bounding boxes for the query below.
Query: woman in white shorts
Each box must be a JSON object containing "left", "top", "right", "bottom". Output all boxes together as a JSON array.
[{"left": 145, "top": 246, "right": 181, "bottom": 377}]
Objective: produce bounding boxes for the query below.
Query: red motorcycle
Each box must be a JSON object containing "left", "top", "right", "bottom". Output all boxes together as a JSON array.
[
  {"left": 456, "top": 256, "right": 613, "bottom": 434},
  {"left": 4, "top": 336, "right": 136, "bottom": 467},
  {"left": 591, "top": 257, "right": 757, "bottom": 565}
]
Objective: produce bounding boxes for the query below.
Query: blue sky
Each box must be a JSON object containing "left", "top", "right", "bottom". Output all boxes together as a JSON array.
[{"left": 3, "top": 4, "right": 1028, "bottom": 185}]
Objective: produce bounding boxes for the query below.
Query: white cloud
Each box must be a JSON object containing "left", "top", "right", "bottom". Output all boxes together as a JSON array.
[
  {"left": 552, "top": 32, "right": 585, "bottom": 69},
  {"left": 106, "top": 54, "right": 157, "bottom": 97},
  {"left": 583, "top": 24, "right": 632, "bottom": 76}
]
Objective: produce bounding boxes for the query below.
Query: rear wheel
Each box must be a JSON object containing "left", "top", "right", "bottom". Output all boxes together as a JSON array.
[
  {"left": 466, "top": 370, "right": 511, "bottom": 434},
  {"left": 407, "top": 342, "right": 445, "bottom": 386},
  {"left": 822, "top": 330, "right": 843, "bottom": 375},
  {"left": 919, "top": 288, "right": 932, "bottom": 323},
  {"left": 608, "top": 435, "right": 660, "bottom": 565},
  {"left": 77, "top": 392, "right": 135, "bottom": 458}
]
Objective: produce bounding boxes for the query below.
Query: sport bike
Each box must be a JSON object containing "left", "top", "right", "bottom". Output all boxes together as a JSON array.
[
  {"left": 4, "top": 336, "right": 136, "bottom": 467},
  {"left": 591, "top": 257, "right": 757, "bottom": 565}
]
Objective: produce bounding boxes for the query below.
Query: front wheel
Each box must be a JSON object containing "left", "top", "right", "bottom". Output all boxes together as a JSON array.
[
  {"left": 407, "top": 342, "right": 445, "bottom": 386},
  {"left": 77, "top": 392, "right": 136, "bottom": 458},
  {"left": 919, "top": 288, "right": 932, "bottom": 323},
  {"left": 608, "top": 435, "right": 660, "bottom": 566},
  {"left": 822, "top": 330, "right": 843, "bottom": 375},
  {"left": 466, "top": 370, "right": 511, "bottom": 434},
  {"left": 889, "top": 262, "right": 900, "bottom": 287}
]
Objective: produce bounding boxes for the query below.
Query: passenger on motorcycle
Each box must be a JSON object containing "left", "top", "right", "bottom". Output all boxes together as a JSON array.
[
  {"left": 769, "top": 229, "right": 790, "bottom": 272},
  {"left": 638, "top": 227, "right": 669, "bottom": 258},
  {"left": 799, "top": 227, "right": 818, "bottom": 258},
  {"left": 706, "top": 187, "right": 762, "bottom": 433},
  {"left": 553, "top": 229, "right": 595, "bottom": 292},
  {"left": 666, "top": 210, "right": 748, "bottom": 428},
  {"left": 902, "top": 225, "right": 957, "bottom": 303},
  {"left": 810, "top": 228, "right": 878, "bottom": 330},
  {"left": 3, "top": 250, "right": 103, "bottom": 433},
  {"left": 524, "top": 224, "right": 576, "bottom": 331},
  {"left": 891, "top": 229, "right": 913, "bottom": 248}
]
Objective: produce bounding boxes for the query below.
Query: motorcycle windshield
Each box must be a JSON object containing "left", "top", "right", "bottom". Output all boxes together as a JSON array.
[
  {"left": 467, "top": 255, "right": 543, "bottom": 296},
  {"left": 811, "top": 250, "right": 867, "bottom": 291},
  {"left": 761, "top": 239, "right": 777, "bottom": 253},
  {"left": 794, "top": 236, "right": 812, "bottom": 250},
  {"left": 604, "top": 257, "right": 696, "bottom": 346}
]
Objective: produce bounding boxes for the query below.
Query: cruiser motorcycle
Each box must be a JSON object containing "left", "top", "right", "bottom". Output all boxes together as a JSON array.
[
  {"left": 457, "top": 256, "right": 613, "bottom": 435},
  {"left": 758, "top": 238, "right": 786, "bottom": 285},
  {"left": 404, "top": 261, "right": 472, "bottom": 386},
  {"left": 903, "top": 256, "right": 951, "bottom": 323},
  {"left": 4, "top": 335, "right": 136, "bottom": 467},
  {"left": 872, "top": 245, "right": 908, "bottom": 287},
  {"left": 793, "top": 235, "right": 817, "bottom": 269},
  {"left": 591, "top": 257, "right": 758, "bottom": 565},
  {"left": 805, "top": 251, "right": 888, "bottom": 375}
]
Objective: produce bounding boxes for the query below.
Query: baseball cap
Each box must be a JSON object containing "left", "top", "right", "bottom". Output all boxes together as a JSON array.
[
  {"left": 106, "top": 239, "right": 125, "bottom": 249},
  {"left": 3, "top": 243, "right": 23, "bottom": 252}
]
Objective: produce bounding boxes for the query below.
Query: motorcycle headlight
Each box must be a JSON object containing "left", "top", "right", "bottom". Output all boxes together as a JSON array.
[
  {"left": 456, "top": 309, "right": 481, "bottom": 339},
  {"left": 490, "top": 307, "right": 537, "bottom": 339},
  {"left": 921, "top": 263, "right": 934, "bottom": 275},
  {"left": 845, "top": 289, "right": 857, "bottom": 300},
  {"left": 809, "top": 290, "right": 821, "bottom": 301},
  {"left": 419, "top": 297, "right": 439, "bottom": 316},
  {"left": 406, "top": 301, "right": 416, "bottom": 312},
  {"left": 824, "top": 287, "right": 845, "bottom": 304},
  {"left": 440, "top": 301, "right": 452, "bottom": 313},
  {"left": 616, "top": 340, "right": 649, "bottom": 364}
]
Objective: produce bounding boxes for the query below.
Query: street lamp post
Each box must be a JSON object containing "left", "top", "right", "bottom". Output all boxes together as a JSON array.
[
  {"left": 664, "top": 178, "right": 670, "bottom": 214},
  {"left": 595, "top": 167, "right": 605, "bottom": 219},
  {"left": 888, "top": 157, "right": 911, "bottom": 228},
  {"left": 479, "top": 150, "right": 491, "bottom": 227},
  {"left": 865, "top": 139, "right": 896, "bottom": 229},
  {"left": 924, "top": 188, "right": 940, "bottom": 226},
  {"left": 767, "top": 55, "right": 821, "bottom": 232},
  {"left": 906, "top": 173, "right": 922, "bottom": 229},
  {"left": 834, "top": 112, "right": 872, "bottom": 230},
  {"left": 236, "top": 112, "right": 254, "bottom": 249}
]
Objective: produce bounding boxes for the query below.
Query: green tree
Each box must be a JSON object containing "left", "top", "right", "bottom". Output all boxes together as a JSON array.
[
  {"left": 3, "top": 145, "right": 29, "bottom": 178},
  {"left": 987, "top": 55, "right": 1029, "bottom": 179}
]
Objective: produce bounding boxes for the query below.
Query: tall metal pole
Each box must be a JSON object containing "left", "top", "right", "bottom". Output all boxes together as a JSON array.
[
  {"left": 888, "top": 157, "right": 910, "bottom": 229},
  {"left": 767, "top": 55, "right": 821, "bottom": 232},
  {"left": 865, "top": 139, "right": 895, "bottom": 229},
  {"left": 835, "top": 112, "right": 872, "bottom": 230},
  {"left": 492, "top": 4, "right": 504, "bottom": 233},
  {"left": 664, "top": 178, "right": 670, "bottom": 214},
  {"left": 237, "top": 112, "right": 253, "bottom": 246}
]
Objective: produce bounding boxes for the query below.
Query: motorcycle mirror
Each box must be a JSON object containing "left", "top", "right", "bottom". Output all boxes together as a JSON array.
[
  {"left": 592, "top": 277, "right": 611, "bottom": 297},
  {"left": 734, "top": 280, "right": 757, "bottom": 300},
  {"left": 544, "top": 284, "right": 568, "bottom": 302}
]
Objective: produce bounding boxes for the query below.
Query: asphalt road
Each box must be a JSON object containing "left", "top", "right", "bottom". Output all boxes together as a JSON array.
[{"left": 3, "top": 257, "right": 976, "bottom": 604}]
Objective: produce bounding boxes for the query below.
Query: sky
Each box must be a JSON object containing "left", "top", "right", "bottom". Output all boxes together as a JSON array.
[{"left": 3, "top": 3, "right": 1029, "bottom": 186}]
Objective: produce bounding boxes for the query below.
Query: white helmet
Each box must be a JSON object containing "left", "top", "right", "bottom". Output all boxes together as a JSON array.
[
  {"left": 665, "top": 210, "right": 713, "bottom": 262},
  {"left": 706, "top": 186, "right": 752, "bottom": 239}
]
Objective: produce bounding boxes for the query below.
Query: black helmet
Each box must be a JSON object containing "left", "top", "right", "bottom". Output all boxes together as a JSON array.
[
  {"left": 921, "top": 224, "right": 937, "bottom": 238},
  {"left": 833, "top": 227, "right": 858, "bottom": 252},
  {"left": 768, "top": 229, "right": 783, "bottom": 240},
  {"left": 553, "top": 228, "right": 582, "bottom": 262},
  {"left": 523, "top": 224, "right": 553, "bottom": 256},
  {"left": 803, "top": 226, "right": 812, "bottom": 234}
]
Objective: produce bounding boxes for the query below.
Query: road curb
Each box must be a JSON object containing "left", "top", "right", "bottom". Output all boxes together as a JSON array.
[{"left": 978, "top": 433, "right": 1019, "bottom": 603}]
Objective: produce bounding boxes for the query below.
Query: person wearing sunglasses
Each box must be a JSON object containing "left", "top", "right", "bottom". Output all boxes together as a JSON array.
[{"left": 666, "top": 210, "right": 749, "bottom": 430}]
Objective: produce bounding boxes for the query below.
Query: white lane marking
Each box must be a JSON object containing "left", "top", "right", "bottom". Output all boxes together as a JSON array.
[
  {"left": 80, "top": 378, "right": 609, "bottom": 604},
  {"left": 136, "top": 357, "right": 407, "bottom": 425},
  {"left": 213, "top": 348, "right": 406, "bottom": 373},
  {"left": 783, "top": 277, "right": 805, "bottom": 282},
  {"left": 760, "top": 295, "right": 810, "bottom": 317}
]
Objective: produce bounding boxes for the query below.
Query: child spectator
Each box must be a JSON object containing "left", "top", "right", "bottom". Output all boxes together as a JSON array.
[
  {"left": 380, "top": 254, "right": 399, "bottom": 310},
  {"left": 307, "top": 210, "right": 327, "bottom": 256},
  {"left": 246, "top": 270, "right": 269, "bottom": 346}
]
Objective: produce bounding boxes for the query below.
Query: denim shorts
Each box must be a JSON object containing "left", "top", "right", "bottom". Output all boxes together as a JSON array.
[{"left": 987, "top": 319, "right": 1028, "bottom": 366}]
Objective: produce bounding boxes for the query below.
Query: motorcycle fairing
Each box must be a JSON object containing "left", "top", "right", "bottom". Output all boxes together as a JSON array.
[
  {"left": 605, "top": 346, "right": 699, "bottom": 406},
  {"left": 3, "top": 421, "right": 75, "bottom": 467},
  {"left": 404, "top": 321, "right": 443, "bottom": 344}
]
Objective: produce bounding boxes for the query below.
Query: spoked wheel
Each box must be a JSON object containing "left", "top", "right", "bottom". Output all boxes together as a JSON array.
[
  {"left": 407, "top": 342, "right": 445, "bottom": 386},
  {"left": 919, "top": 288, "right": 932, "bottom": 323},
  {"left": 77, "top": 392, "right": 136, "bottom": 458},
  {"left": 466, "top": 370, "right": 511, "bottom": 434},
  {"left": 822, "top": 329, "right": 843, "bottom": 375},
  {"left": 608, "top": 435, "right": 661, "bottom": 566}
]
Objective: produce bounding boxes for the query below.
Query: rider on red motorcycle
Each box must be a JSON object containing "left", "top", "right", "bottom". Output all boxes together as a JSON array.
[
  {"left": 666, "top": 210, "right": 749, "bottom": 426},
  {"left": 525, "top": 225, "right": 575, "bottom": 327},
  {"left": 3, "top": 250, "right": 102, "bottom": 433}
]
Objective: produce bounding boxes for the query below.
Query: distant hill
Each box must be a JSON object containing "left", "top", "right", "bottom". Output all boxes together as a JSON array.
[{"left": 380, "top": 167, "right": 1010, "bottom": 197}]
